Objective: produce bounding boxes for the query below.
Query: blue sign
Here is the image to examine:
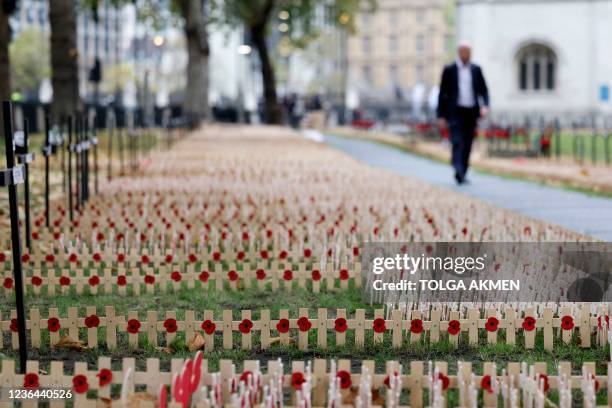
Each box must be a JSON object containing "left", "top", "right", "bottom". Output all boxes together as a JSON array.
[{"left": 601, "top": 85, "right": 610, "bottom": 102}]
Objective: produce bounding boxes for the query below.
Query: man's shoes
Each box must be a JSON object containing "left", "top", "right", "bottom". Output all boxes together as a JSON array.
[{"left": 454, "top": 173, "right": 465, "bottom": 184}]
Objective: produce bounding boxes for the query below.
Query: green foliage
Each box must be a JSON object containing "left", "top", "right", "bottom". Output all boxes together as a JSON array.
[
  {"left": 219, "top": 0, "right": 377, "bottom": 48},
  {"left": 9, "top": 28, "right": 50, "bottom": 96}
]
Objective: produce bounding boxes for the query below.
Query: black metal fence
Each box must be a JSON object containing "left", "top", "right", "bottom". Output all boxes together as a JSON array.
[{"left": 412, "top": 117, "right": 612, "bottom": 166}]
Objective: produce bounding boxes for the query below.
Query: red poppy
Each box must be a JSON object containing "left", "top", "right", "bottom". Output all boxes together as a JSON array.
[
  {"left": 538, "top": 374, "right": 550, "bottom": 393},
  {"left": 164, "top": 318, "right": 178, "bottom": 333},
  {"left": 283, "top": 270, "right": 293, "bottom": 281},
  {"left": 311, "top": 269, "right": 321, "bottom": 281},
  {"left": 47, "top": 317, "right": 61, "bottom": 332},
  {"left": 69, "top": 253, "right": 78, "bottom": 263},
  {"left": 0, "top": 253, "right": 5, "bottom": 262},
  {"left": 171, "top": 271, "right": 182, "bottom": 282},
  {"left": 598, "top": 315, "right": 609, "bottom": 329},
  {"left": 88, "top": 275, "right": 100, "bottom": 286},
  {"left": 59, "top": 276, "right": 71, "bottom": 286},
  {"left": 481, "top": 375, "right": 494, "bottom": 393},
  {"left": 256, "top": 269, "right": 266, "bottom": 280},
  {"left": 336, "top": 370, "right": 352, "bottom": 389},
  {"left": 339, "top": 269, "right": 349, "bottom": 280},
  {"left": 188, "top": 254, "right": 198, "bottom": 263},
  {"left": 383, "top": 371, "right": 399, "bottom": 388},
  {"left": 21, "top": 253, "right": 30, "bottom": 263},
  {"left": 84, "top": 314, "right": 100, "bottom": 328},
  {"left": 115, "top": 233, "right": 124, "bottom": 242},
  {"left": 436, "top": 373, "right": 450, "bottom": 391},
  {"left": 590, "top": 374, "right": 600, "bottom": 392},
  {"left": 92, "top": 253, "right": 102, "bottom": 263},
  {"left": 522, "top": 316, "right": 536, "bottom": 331},
  {"left": 201, "top": 319, "right": 216, "bottom": 335},
  {"left": 447, "top": 319, "right": 461, "bottom": 335},
  {"left": 239, "top": 319, "right": 253, "bottom": 334},
  {"left": 212, "top": 252, "right": 221, "bottom": 262},
  {"left": 297, "top": 316, "right": 312, "bottom": 332},
  {"left": 144, "top": 275, "right": 155, "bottom": 285},
  {"left": 3, "top": 277, "right": 13, "bottom": 289},
  {"left": 242, "top": 232, "right": 249, "bottom": 241},
  {"left": 116, "top": 253, "right": 126, "bottom": 263},
  {"left": 276, "top": 318, "right": 290, "bottom": 333},
  {"left": 373, "top": 318, "right": 386, "bottom": 333},
  {"left": 141, "top": 255, "right": 150, "bottom": 264},
  {"left": 353, "top": 247, "right": 359, "bottom": 256},
  {"left": 334, "top": 317, "right": 348, "bottom": 333},
  {"left": 485, "top": 317, "right": 499, "bottom": 332},
  {"left": 239, "top": 371, "right": 253, "bottom": 384},
  {"left": 31, "top": 276, "right": 42, "bottom": 286},
  {"left": 260, "top": 250, "right": 269, "bottom": 259},
  {"left": 23, "top": 373, "right": 39, "bottom": 388},
  {"left": 117, "top": 275, "right": 127, "bottom": 286},
  {"left": 97, "top": 368, "right": 112, "bottom": 387},
  {"left": 228, "top": 270, "right": 239, "bottom": 281},
  {"left": 291, "top": 372, "right": 306, "bottom": 390},
  {"left": 303, "top": 248, "right": 312, "bottom": 258},
  {"left": 10, "top": 318, "right": 18, "bottom": 332},
  {"left": 165, "top": 254, "right": 173, "bottom": 263},
  {"left": 45, "top": 254, "right": 55, "bottom": 263},
  {"left": 199, "top": 271, "right": 210, "bottom": 282},
  {"left": 279, "top": 250, "right": 288, "bottom": 260},
  {"left": 32, "top": 232, "right": 40, "bottom": 240},
  {"left": 410, "top": 319, "right": 424, "bottom": 334},
  {"left": 72, "top": 374, "right": 89, "bottom": 393},
  {"left": 561, "top": 315, "right": 574, "bottom": 330},
  {"left": 127, "top": 319, "right": 141, "bottom": 334}
]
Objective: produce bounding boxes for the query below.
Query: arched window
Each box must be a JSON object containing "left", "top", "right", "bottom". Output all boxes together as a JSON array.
[{"left": 516, "top": 43, "right": 556, "bottom": 91}]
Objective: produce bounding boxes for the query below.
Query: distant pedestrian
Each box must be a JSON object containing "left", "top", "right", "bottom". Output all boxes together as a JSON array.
[{"left": 437, "top": 42, "right": 490, "bottom": 184}]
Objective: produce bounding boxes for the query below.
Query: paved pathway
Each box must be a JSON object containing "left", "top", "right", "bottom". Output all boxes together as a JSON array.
[{"left": 323, "top": 134, "right": 612, "bottom": 241}]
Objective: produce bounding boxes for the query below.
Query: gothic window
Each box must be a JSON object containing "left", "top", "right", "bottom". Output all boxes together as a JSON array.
[{"left": 516, "top": 43, "right": 556, "bottom": 91}]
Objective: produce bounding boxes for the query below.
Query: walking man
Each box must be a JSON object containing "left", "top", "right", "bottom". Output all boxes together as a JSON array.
[{"left": 437, "top": 42, "right": 489, "bottom": 184}]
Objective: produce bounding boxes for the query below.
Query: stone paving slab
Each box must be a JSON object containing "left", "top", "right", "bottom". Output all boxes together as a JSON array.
[{"left": 323, "top": 133, "right": 612, "bottom": 241}]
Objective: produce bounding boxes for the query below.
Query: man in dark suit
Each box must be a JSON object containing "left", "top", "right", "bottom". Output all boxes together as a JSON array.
[{"left": 437, "top": 43, "right": 489, "bottom": 184}]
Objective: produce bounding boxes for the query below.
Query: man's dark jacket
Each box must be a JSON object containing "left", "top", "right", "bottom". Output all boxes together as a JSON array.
[{"left": 437, "top": 63, "right": 489, "bottom": 120}]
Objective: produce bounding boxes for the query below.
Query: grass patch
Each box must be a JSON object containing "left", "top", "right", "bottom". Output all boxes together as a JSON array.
[
  {"left": 0, "top": 284, "right": 373, "bottom": 318},
  {"left": 0, "top": 329, "right": 607, "bottom": 375}
]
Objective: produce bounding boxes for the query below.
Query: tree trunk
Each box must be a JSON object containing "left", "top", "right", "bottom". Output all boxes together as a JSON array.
[
  {"left": 49, "top": 0, "right": 81, "bottom": 120},
  {"left": 0, "top": 2, "right": 11, "bottom": 102},
  {"left": 250, "top": 23, "right": 282, "bottom": 124},
  {"left": 178, "top": 0, "right": 210, "bottom": 126}
]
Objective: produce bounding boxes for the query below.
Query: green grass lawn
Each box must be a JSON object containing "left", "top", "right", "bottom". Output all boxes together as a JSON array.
[
  {"left": 493, "top": 131, "right": 611, "bottom": 164},
  {"left": 0, "top": 284, "right": 373, "bottom": 319},
  {"left": 550, "top": 132, "right": 611, "bottom": 164}
]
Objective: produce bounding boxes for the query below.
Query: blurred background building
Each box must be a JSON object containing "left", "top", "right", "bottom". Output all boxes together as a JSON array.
[
  {"left": 347, "top": 0, "right": 453, "bottom": 122},
  {"left": 10, "top": 0, "right": 127, "bottom": 104},
  {"left": 457, "top": 0, "right": 612, "bottom": 121}
]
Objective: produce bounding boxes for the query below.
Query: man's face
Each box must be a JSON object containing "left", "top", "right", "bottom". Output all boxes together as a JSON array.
[{"left": 458, "top": 46, "right": 471, "bottom": 64}]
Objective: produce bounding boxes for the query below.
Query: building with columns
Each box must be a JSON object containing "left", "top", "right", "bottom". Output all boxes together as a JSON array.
[{"left": 456, "top": 0, "right": 612, "bottom": 120}]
